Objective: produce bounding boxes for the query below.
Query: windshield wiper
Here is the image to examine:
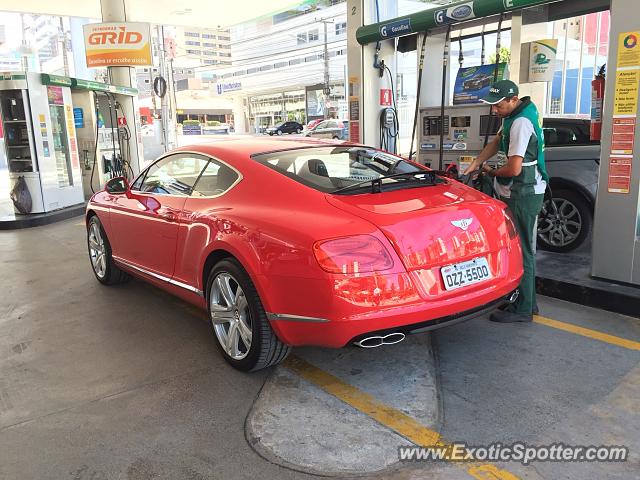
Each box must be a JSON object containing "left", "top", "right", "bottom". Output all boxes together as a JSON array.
[{"left": 332, "top": 171, "right": 444, "bottom": 194}]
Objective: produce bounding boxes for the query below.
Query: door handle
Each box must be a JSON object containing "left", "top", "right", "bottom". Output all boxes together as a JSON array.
[
  {"left": 157, "top": 208, "right": 178, "bottom": 222},
  {"left": 160, "top": 212, "right": 177, "bottom": 222}
]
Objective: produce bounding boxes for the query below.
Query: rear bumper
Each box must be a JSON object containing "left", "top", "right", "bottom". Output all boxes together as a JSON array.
[
  {"left": 349, "top": 290, "right": 516, "bottom": 345},
  {"left": 267, "top": 278, "right": 520, "bottom": 348}
]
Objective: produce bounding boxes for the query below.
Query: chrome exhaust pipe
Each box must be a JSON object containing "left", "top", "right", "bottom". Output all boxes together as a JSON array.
[
  {"left": 508, "top": 290, "right": 519, "bottom": 303},
  {"left": 353, "top": 332, "right": 406, "bottom": 348}
]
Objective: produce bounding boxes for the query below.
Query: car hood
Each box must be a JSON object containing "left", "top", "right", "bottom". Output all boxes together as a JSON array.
[{"left": 325, "top": 181, "right": 510, "bottom": 271}]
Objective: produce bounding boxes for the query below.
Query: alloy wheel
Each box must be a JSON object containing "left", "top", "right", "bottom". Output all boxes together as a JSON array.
[
  {"left": 88, "top": 222, "right": 107, "bottom": 279},
  {"left": 538, "top": 198, "right": 582, "bottom": 248},
  {"left": 210, "top": 272, "right": 252, "bottom": 360}
]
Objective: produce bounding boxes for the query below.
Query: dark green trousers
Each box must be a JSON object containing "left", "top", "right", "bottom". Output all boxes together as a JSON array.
[{"left": 502, "top": 194, "right": 544, "bottom": 315}]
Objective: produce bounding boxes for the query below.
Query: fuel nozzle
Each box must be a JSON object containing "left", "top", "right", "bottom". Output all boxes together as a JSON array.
[{"left": 373, "top": 43, "right": 385, "bottom": 77}]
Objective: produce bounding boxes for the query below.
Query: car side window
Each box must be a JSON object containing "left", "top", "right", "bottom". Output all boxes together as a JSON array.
[
  {"left": 138, "top": 154, "right": 209, "bottom": 196},
  {"left": 316, "top": 121, "right": 329, "bottom": 129},
  {"left": 191, "top": 160, "right": 239, "bottom": 197},
  {"left": 131, "top": 170, "right": 146, "bottom": 191},
  {"left": 543, "top": 126, "right": 576, "bottom": 146},
  {"left": 543, "top": 122, "right": 594, "bottom": 146}
]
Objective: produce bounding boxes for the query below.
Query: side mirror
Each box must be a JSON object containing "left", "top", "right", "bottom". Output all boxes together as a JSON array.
[{"left": 105, "top": 176, "right": 130, "bottom": 194}]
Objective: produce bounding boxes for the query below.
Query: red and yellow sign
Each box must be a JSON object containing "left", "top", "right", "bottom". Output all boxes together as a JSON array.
[
  {"left": 608, "top": 156, "right": 633, "bottom": 194},
  {"left": 611, "top": 118, "right": 636, "bottom": 154},
  {"left": 83, "top": 22, "right": 152, "bottom": 67}
]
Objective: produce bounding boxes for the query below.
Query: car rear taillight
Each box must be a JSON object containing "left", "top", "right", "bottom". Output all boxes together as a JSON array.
[
  {"left": 313, "top": 235, "right": 394, "bottom": 274},
  {"left": 503, "top": 208, "right": 519, "bottom": 239}
]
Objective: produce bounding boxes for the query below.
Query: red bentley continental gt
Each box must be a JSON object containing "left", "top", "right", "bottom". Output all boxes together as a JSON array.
[{"left": 86, "top": 139, "right": 523, "bottom": 371}]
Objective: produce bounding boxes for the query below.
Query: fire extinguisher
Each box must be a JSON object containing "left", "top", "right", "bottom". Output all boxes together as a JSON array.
[{"left": 590, "top": 64, "right": 606, "bottom": 141}]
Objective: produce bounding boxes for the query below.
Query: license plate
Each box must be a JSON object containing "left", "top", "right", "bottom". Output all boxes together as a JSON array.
[{"left": 441, "top": 257, "right": 492, "bottom": 291}]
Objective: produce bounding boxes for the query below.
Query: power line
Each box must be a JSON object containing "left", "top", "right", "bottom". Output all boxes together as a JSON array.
[{"left": 230, "top": 13, "right": 346, "bottom": 46}]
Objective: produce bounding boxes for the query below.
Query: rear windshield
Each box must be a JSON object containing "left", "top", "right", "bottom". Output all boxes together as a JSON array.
[{"left": 252, "top": 146, "right": 425, "bottom": 193}]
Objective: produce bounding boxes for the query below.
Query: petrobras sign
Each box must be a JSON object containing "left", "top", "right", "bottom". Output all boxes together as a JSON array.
[
  {"left": 379, "top": 18, "right": 412, "bottom": 39},
  {"left": 434, "top": 2, "right": 475, "bottom": 26},
  {"left": 529, "top": 39, "right": 558, "bottom": 82},
  {"left": 215, "top": 81, "right": 242, "bottom": 95},
  {"left": 83, "top": 22, "right": 152, "bottom": 67}
]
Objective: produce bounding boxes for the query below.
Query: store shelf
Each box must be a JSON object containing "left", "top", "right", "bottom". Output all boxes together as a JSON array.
[
  {"left": 9, "top": 159, "right": 32, "bottom": 162},
  {"left": 7, "top": 145, "right": 30, "bottom": 149},
  {"left": 3, "top": 120, "right": 27, "bottom": 124}
]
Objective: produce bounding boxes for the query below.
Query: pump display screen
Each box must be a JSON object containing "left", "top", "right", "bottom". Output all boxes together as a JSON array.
[
  {"left": 423, "top": 116, "right": 450, "bottom": 136},
  {"left": 479, "top": 115, "right": 502, "bottom": 136},
  {"left": 451, "top": 116, "right": 471, "bottom": 128}
]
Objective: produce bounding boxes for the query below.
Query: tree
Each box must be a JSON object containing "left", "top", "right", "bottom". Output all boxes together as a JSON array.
[{"left": 489, "top": 47, "right": 511, "bottom": 65}]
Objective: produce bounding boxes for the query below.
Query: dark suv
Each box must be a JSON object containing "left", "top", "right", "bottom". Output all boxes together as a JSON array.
[
  {"left": 540, "top": 117, "right": 600, "bottom": 252},
  {"left": 265, "top": 121, "right": 303, "bottom": 136}
]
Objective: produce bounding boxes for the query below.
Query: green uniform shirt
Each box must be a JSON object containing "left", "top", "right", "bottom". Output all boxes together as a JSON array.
[{"left": 494, "top": 97, "right": 549, "bottom": 199}]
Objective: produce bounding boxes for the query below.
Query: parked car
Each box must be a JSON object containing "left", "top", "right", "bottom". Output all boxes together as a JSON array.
[
  {"left": 540, "top": 117, "right": 600, "bottom": 252},
  {"left": 306, "top": 119, "right": 324, "bottom": 130},
  {"left": 86, "top": 139, "right": 522, "bottom": 371},
  {"left": 305, "top": 119, "right": 349, "bottom": 139},
  {"left": 265, "top": 121, "right": 303, "bottom": 136}
]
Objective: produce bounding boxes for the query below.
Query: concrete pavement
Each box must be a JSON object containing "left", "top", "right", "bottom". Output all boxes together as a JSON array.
[{"left": 0, "top": 218, "right": 638, "bottom": 479}]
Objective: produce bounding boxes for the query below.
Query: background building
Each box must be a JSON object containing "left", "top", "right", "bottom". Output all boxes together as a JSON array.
[
  {"left": 213, "top": 0, "right": 349, "bottom": 133},
  {"left": 173, "top": 26, "right": 232, "bottom": 68}
]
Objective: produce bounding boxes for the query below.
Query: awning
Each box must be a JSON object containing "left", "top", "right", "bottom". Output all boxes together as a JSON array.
[{"left": 41, "top": 74, "right": 138, "bottom": 96}]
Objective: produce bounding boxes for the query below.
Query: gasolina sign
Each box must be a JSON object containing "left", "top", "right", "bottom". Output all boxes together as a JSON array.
[
  {"left": 379, "top": 19, "right": 412, "bottom": 39},
  {"left": 83, "top": 22, "right": 152, "bottom": 67}
]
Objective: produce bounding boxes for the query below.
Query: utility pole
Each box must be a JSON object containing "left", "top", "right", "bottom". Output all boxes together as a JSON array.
[
  {"left": 317, "top": 18, "right": 334, "bottom": 119},
  {"left": 59, "top": 17, "right": 70, "bottom": 77},
  {"left": 19, "top": 14, "right": 31, "bottom": 72},
  {"left": 323, "top": 21, "right": 330, "bottom": 97},
  {"left": 156, "top": 24, "right": 171, "bottom": 150},
  {"left": 169, "top": 58, "right": 177, "bottom": 128},
  {"left": 149, "top": 67, "right": 157, "bottom": 112}
]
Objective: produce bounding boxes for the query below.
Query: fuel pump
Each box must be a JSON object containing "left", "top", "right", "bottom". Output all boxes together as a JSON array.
[
  {"left": 480, "top": 25, "right": 486, "bottom": 66},
  {"left": 590, "top": 64, "right": 606, "bottom": 142},
  {"left": 483, "top": 14, "right": 504, "bottom": 149},
  {"left": 88, "top": 92, "right": 134, "bottom": 193},
  {"left": 379, "top": 106, "right": 398, "bottom": 153},
  {"left": 417, "top": 16, "right": 506, "bottom": 172},
  {"left": 438, "top": 26, "right": 452, "bottom": 171},
  {"left": 409, "top": 32, "right": 428, "bottom": 160}
]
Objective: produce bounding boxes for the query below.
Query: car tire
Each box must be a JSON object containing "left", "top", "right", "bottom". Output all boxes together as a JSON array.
[
  {"left": 332, "top": 135, "right": 339, "bottom": 139},
  {"left": 537, "top": 188, "right": 592, "bottom": 253},
  {"left": 296, "top": 128, "right": 302, "bottom": 134},
  {"left": 87, "top": 215, "right": 129, "bottom": 285},
  {"left": 277, "top": 130, "right": 283, "bottom": 136},
  {"left": 206, "top": 258, "right": 291, "bottom": 371}
]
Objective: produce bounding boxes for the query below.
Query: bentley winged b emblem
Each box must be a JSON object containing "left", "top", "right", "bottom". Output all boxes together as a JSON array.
[{"left": 451, "top": 218, "right": 473, "bottom": 231}]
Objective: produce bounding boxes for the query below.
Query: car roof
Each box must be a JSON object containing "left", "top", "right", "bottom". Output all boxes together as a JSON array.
[{"left": 173, "top": 138, "right": 353, "bottom": 161}]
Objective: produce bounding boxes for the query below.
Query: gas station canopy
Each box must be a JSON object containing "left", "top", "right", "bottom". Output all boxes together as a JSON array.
[{"left": 0, "top": 0, "right": 302, "bottom": 28}]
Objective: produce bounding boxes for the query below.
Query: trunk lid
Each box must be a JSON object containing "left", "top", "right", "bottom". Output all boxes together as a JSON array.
[{"left": 326, "top": 181, "right": 509, "bottom": 271}]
